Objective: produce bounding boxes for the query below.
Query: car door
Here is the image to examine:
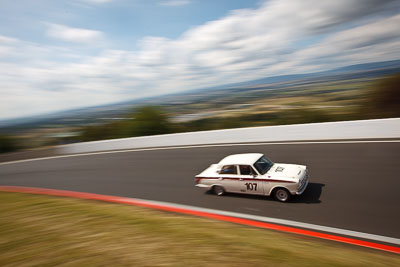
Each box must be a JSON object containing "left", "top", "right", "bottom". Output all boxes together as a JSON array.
[
  {"left": 218, "top": 165, "right": 241, "bottom": 193},
  {"left": 236, "top": 165, "right": 264, "bottom": 195}
]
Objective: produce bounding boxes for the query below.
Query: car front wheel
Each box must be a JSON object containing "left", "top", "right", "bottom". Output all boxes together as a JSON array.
[
  {"left": 213, "top": 185, "right": 225, "bottom": 196},
  {"left": 274, "top": 188, "right": 290, "bottom": 202}
]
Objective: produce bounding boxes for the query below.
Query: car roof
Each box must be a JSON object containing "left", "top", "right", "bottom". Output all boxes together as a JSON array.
[{"left": 218, "top": 153, "right": 263, "bottom": 165}]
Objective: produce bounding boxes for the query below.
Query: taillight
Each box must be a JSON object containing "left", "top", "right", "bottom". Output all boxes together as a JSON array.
[{"left": 195, "top": 178, "right": 202, "bottom": 184}]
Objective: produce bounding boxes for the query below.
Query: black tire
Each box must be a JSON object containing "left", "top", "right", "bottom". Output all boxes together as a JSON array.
[
  {"left": 274, "top": 188, "right": 291, "bottom": 202},
  {"left": 213, "top": 185, "right": 225, "bottom": 196}
]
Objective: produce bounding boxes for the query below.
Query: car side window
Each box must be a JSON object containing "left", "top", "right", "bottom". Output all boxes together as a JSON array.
[
  {"left": 219, "top": 165, "right": 237, "bottom": 175},
  {"left": 239, "top": 165, "right": 256, "bottom": 176}
]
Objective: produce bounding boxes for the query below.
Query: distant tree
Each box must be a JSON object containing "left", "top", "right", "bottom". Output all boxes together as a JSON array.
[
  {"left": 367, "top": 73, "right": 400, "bottom": 117},
  {"left": 0, "top": 135, "right": 18, "bottom": 153},
  {"left": 131, "top": 106, "right": 171, "bottom": 136},
  {"left": 77, "top": 106, "right": 171, "bottom": 142}
]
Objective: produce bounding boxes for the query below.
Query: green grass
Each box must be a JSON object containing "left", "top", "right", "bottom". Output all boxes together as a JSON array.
[{"left": 0, "top": 192, "right": 399, "bottom": 266}]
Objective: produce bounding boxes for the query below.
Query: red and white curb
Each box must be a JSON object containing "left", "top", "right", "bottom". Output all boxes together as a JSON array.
[{"left": 1, "top": 185, "right": 399, "bottom": 254}]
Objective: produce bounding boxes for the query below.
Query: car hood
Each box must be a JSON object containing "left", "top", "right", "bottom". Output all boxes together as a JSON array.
[{"left": 266, "top": 163, "right": 305, "bottom": 180}]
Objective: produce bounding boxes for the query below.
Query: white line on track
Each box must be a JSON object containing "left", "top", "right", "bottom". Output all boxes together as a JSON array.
[{"left": 1, "top": 139, "right": 400, "bottom": 166}]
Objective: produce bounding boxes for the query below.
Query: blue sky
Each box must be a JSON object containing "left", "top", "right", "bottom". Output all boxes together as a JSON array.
[
  {"left": 1, "top": 0, "right": 400, "bottom": 120},
  {"left": 0, "top": 0, "right": 260, "bottom": 50}
]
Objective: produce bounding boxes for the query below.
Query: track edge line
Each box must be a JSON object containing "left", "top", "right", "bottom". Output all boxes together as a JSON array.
[{"left": 0, "top": 185, "right": 399, "bottom": 254}]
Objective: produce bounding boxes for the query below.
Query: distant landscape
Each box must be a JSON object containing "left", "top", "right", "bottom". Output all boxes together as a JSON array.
[{"left": 1, "top": 60, "right": 399, "bottom": 153}]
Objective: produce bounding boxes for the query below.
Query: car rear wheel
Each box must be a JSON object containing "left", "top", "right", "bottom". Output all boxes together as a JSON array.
[
  {"left": 274, "top": 188, "right": 290, "bottom": 202},
  {"left": 213, "top": 185, "right": 225, "bottom": 196}
]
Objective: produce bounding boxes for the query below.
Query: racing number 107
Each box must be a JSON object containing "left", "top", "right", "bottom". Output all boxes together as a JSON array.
[{"left": 245, "top": 182, "right": 257, "bottom": 191}]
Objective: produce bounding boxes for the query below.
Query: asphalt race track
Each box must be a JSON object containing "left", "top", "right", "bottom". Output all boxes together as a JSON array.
[{"left": 1, "top": 141, "right": 399, "bottom": 239}]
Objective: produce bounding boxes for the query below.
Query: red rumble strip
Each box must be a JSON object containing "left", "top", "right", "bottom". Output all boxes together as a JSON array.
[{"left": 0, "top": 186, "right": 399, "bottom": 254}]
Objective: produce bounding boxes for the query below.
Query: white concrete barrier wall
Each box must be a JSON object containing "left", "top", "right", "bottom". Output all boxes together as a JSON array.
[{"left": 59, "top": 118, "right": 400, "bottom": 154}]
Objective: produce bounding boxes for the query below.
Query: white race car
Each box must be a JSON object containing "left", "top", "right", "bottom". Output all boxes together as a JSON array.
[{"left": 195, "top": 153, "right": 309, "bottom": 202}]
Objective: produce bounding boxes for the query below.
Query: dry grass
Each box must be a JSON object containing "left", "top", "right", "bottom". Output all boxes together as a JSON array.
[{"left": 0, "top": 192, "right": 399, "bottom": 266}]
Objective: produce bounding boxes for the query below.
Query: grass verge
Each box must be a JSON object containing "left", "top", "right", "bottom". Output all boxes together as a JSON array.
[{"left": 0, "top": 192, "right": 399, "bottom": 266}]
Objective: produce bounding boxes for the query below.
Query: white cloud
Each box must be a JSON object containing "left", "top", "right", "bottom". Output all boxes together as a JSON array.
[
  {"left": 160, "top": 0, "right": 191, "bottom": 7},
  {"left": 0, "top": 35, "right": 18, "bottom": 44},
  {"left": 290, "top": 14, "right": 400, "bottom": 67},
  {"left": 324, "top": 14, "right": 400, "bottom": 50},
  {"left": 1, "top": 0, "right": 400, "bottom": 120},
  {"left": 46, "top": 23, "right": 104, "bottom": 44}
]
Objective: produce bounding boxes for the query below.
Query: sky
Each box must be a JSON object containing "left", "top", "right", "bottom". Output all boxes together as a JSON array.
[{"left": 1, "top": 0, "right": 400, "bottom": 120}]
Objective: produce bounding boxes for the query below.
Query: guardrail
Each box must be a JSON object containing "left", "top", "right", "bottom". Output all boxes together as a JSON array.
[{"left": 59, "top": 118, "right": 400, "bottom": 154}]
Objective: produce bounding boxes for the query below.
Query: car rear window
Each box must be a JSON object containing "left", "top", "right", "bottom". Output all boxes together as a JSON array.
[{"left": 219, "top": 165, "right": 237, "bottom": 174}]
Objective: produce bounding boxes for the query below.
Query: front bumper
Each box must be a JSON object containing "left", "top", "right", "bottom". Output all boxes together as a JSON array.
[
  {"left": 296, "top": 179, "right": 309, "bottom": 195},
  {"left": 296, "top": 172, "right": 309, "bottom": 195}
]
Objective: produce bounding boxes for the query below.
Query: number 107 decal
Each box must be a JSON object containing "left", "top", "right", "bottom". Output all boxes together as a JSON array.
[{"left": 244, "top": 182, "right": 257, "bottom": 191}]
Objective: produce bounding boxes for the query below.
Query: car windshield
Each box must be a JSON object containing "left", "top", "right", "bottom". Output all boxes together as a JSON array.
[{"left": 253, "top": 156, "right": 274, "bottom": 175}]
